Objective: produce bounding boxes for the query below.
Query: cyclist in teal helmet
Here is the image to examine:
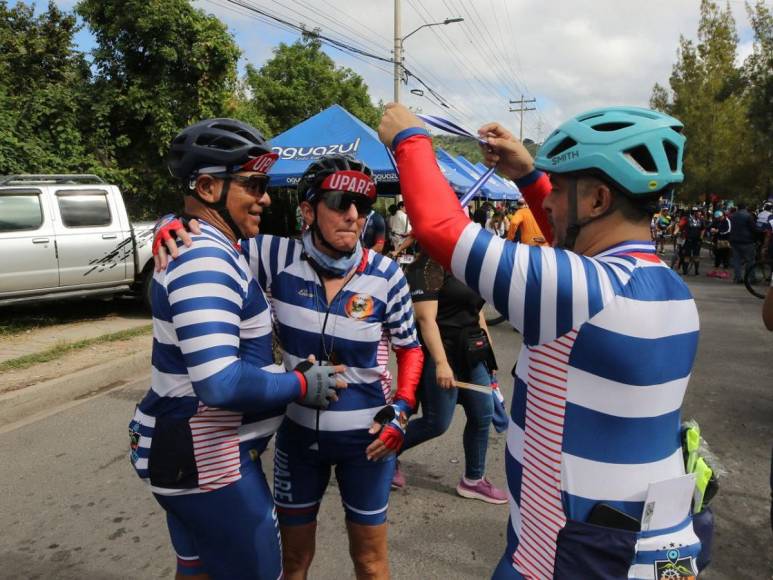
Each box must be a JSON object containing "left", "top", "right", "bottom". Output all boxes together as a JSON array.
[
  {"left": 532, "top": 106, "right": 685, "bottom": 250},
  {"left": 379, "top": 103, "right": 710, "bottom": 578}
]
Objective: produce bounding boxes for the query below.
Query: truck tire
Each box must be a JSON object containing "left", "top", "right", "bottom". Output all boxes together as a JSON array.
[{"left": 141, "top": 268, "right": 154, "bottom": 312}]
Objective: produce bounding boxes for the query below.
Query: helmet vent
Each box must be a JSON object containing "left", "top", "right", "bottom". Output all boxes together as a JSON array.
[
  {"left": 670, "top": 125, "right": 683, "bottom": 134},
  {"left": 592, "top": 122, "right": 633, "bottom": 132},
  {"left": 547, "top": 137, "right": 577, "bottom": 158},
  {"left": 663, "top": 141, "right": 679, "bottom": 172},
  {"left": 195, "top": 133, "right": 244, "bottom": 151},
  {"left": 211, "top": 123, "right": 261, "bottom": 144},
  {"left": 623, "top": 145, "right": 657, "bottom": 173}
]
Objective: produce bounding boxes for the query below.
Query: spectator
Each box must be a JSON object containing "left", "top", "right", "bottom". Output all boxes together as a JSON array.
[
  {"left": 729, "top": 202, "right": 760, "bottom": 283},
  {"left": 361, "top": 208, "right": 387, "bottom": 253},
  {"left": 485, "top": 210, "right": 508, "bottom": 238},
  {"left": 389, "top": 201, "right": 411, "bottom": 251},
  {"left": 506, "top": 199, "right": 547, "bottom": 245},
  {"left": 708, "top": 210, "right": 731, "bottom": 277}
]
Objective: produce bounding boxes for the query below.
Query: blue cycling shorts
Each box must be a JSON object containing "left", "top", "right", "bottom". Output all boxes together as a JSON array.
[
  {"left": 273, "top": 419, "right": 395, "bottom": 526},
  {"left": 154, "top": 440, "right": 282, "bottom": 580}
]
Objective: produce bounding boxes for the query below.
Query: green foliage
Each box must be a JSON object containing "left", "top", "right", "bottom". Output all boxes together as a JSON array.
[
  {"left": 650, "top": 0, "right": 769, "bottom": 203},
  {"left": 0, "top": 1, "right": 98, "bottom": 175},
  {"left": 76, "top": 0, "right": 242, "bottom": 217},
  {"left": 245, "top": 38, "right": 380, "bottom": 135},
  {"left": 432, "top": 135, "right": 484, "bottom": 164}
]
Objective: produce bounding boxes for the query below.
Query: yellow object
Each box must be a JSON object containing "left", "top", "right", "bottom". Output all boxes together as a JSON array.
[
  {"left": 693, "top": 457, "right": 713, "bottom": 513},
  {"left": 684, "top": 425, "right": 700, "bottom": 474}
]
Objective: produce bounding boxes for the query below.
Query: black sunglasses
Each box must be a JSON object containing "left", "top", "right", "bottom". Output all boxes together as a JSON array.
[
  {"left": 216, "top": 174, "right": 269, "bottom": 196},
  {"left": 322, "top": 191, "right": 372, "bottom": 216}
]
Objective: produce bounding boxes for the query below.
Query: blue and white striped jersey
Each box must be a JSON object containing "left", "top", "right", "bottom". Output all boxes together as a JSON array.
[
  {"left": 130, "top": 222, "right": 301, "bottom": 495},
  {"left": 243, "top": 235, "right": 420, "bottom": 444},
  {"left": 451, "top": 224, "right": 701, "bottom": 579}
]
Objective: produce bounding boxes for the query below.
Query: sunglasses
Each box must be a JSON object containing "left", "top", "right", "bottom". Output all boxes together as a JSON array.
[
  {"left": 218, "top": 174, "right": 269, "bottom": 197},
  {"left": 321, "top": 190, "right": 373, "bottom": 216}
]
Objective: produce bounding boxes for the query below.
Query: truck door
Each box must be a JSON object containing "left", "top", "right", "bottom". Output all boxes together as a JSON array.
[
  {"left": 52, "top": 188, "right": 129, "bottom": 287},
  {"left": 0, "top": 188, "right": 59, "bottom": 294}
]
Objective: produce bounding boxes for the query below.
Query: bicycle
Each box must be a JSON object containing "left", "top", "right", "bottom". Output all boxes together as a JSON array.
[{"left": 744, "top": 259, "right": 772, "bottom": 299}]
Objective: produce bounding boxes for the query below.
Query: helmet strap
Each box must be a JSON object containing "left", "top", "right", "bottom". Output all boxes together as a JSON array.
[
  {"left": 189, "top": 177, "right": 245, "bottom": 242},
  {"left": 561, "top": 176, "right": 616, "bottom": 251}
]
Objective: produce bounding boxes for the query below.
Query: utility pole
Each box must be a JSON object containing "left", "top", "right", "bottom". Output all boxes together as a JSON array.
[
  {"left": 394, "top": 0, "right": 401, "bottom": 102},
  {"left": 509, "top": 95, "right": 536, "bottom": 141}
]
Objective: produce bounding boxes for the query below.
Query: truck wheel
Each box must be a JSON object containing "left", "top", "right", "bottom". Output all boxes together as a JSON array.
[{"left": 141, "top": 268, "right": 154, "bottom": 312}]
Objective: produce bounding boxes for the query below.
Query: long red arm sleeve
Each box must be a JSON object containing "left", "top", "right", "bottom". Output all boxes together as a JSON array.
[
  {"left": 394, "top": 346, "right": 424, "bottom": 411},
  {"left": 394, "top": 134, "right": 470, "bottom": 270}
]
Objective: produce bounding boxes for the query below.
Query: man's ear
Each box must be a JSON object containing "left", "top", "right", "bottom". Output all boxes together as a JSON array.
[
  {"left": 587, "top": 180, "right": 615, "bottom": 217},
  {"left": 300, "top": 200, "right": 315, "bottom": 226},
  {"left": 194, "top": 175, "right": 221, "bottom": 204}
]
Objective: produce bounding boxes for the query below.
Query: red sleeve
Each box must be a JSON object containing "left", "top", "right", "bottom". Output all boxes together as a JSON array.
[
  {"left": 517, "top": 173, "right": 554, "bottom": 245},
  {"left": 394, "top": 135, "right": 471, "bottom": 270},
  {"left": 393, "top": 346, "right": 424, "bottom": 411}
]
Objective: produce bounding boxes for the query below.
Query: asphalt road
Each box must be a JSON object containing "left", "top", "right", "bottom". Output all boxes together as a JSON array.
[{"left": 0, "top": 272, "right": 770, "bottom": 579}]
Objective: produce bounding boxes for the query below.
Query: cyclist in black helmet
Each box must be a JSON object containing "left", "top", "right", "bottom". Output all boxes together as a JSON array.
[
  {"left": 135, "top": 118, "right": 344, "bottom": 580},
  {"left": 154, "top": 153, "right": 424, "bottom": 580}
]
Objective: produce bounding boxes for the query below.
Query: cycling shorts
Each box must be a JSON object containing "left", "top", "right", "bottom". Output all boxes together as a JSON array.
[
  {"left": 153, "top": 440, "right": 282, "bottom": 580},
  {"left": 683, "top": 239, "right": 702, "bottom": 257},
  {"left": 273, "top": 419, "right": 395, "bottom": 526}
]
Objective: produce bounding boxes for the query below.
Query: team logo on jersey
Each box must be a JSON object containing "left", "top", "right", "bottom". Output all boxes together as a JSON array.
[
  {"left": 345, "top": 293, "right": 374, "bottom": 320},
  {"left": 654, "top": 548, "right": 697, "bottom": 579},
  {"left": 129, "top": 420, "right": 141, "bottom": 465}
]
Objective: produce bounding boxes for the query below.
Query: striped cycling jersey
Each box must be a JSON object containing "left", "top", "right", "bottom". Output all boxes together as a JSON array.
[
  {"left": 390, "top": 132, "right": 703, "bottom": 580},
  {"left": 453, "top": 226, "right": 701, "bottom": 579},
  {"left": 243, "top": 235, "right": 420, "bottom": 444},
  {"left": 131, "top": 222, "right": 301, "bottom": 495}
]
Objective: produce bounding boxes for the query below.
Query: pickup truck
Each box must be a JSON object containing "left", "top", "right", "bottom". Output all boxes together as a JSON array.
[{"left": 0, "top": 174, "right": 156, "bottom": 309}]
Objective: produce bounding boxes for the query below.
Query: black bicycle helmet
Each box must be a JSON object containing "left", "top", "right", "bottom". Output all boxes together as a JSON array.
[
  {"left": 297, "top": 154, "right": 375, "bottom": 203},
  {"left": 167, "top": 118, "right": 274, "bottom": 180}
]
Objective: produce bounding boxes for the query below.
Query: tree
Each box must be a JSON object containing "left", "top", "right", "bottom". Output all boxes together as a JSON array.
[
  {"left": 0, "top": 1, "right": 98, "bottom": 175},
  {"left": 650, "top": 0, "right": 758, "bottom": 203},
  {"left": 76, "top": 0, "right": 242, "bottom": 216},
  {"left": 744, "top": 1, "right": 773, "bottom": 198},
  {"left": 246, "top": 37, "right": 380, "bottom": 135}
]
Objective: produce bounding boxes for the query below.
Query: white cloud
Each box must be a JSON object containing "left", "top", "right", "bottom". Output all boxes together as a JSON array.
[{"left": 54, "top": 0, "right": 757, "bottom": 141}]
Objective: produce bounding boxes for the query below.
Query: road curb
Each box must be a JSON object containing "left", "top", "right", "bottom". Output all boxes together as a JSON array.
[{"left": 0, "top": 347, "right": 150, "bottom": 429}]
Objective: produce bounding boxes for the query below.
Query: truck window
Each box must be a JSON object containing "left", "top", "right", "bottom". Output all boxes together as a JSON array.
[
  {"left": 56, "top": 190, "right": 112, "bottom": 227},
  {"left": 0, "top": 193, "right": 44, "bottom": 232}
]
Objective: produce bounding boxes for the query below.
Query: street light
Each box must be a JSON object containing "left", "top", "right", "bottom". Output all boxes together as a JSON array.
[{"left": 393, "top": 14, "right": 463, "bottom": 102}]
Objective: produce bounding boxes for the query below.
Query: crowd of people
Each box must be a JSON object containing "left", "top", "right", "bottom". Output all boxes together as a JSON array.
[
  {"left": 651, "top": 201, "right": 772, "bottom": 282},
  {"left": 127, "top": 101, "right": 772, "bottom": 579}
]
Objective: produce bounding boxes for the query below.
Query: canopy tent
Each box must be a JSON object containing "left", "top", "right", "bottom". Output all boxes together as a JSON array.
[
  {"left": 436, "top": 149, "right": 501, "bottom": 199},
  {"left": 268, "top": 104, "right": 400, "bottom": 195},
  {"left": 453, "top": 155, "right": 521, "bottom": 202},
  {"left": 471, "top": 160, "right": 522, "bottom": 200}
]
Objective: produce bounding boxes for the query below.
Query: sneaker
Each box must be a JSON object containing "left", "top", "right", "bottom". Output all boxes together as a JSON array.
[
  {"left": 391, "top": 461, "right": 405, "bottom": 490},
  {"left": 456, "top": 477, "right": 508, "bottom": 504}
]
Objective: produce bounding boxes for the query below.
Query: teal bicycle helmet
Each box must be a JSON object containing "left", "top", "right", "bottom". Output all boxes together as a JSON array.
[{"left": 534, "top": 106, "right": 685, "bottom": 196}]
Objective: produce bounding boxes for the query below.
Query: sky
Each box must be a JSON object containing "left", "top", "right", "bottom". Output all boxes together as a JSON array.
[{"left": 34, "top": 0, "right": 760, "bottom": 141}]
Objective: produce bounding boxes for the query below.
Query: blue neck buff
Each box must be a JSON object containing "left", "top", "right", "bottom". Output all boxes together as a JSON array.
[{"left": 302, "top": 229, "right": 363, "bottom": 278}]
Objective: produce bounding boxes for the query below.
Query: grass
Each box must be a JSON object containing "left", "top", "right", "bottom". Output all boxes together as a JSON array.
[{"left": 0, "top": 324, "right": 152, "bottom": 372}]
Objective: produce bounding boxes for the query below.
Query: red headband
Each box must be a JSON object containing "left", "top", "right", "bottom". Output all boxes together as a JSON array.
[
  {"left": 241, "top": 152, "right": 279, "bottom": 174},
  {"left": 320, "top": 170, "right": 376, "bottom": 200}
]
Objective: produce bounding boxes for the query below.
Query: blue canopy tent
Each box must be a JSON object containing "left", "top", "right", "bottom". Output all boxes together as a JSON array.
[
  {"left": 436, "top": 149, "right": 502, "bottom": 199},
  {"left": 268, "top": 104, "right": 400, "bottom": 195},
  {"left": 436, "top": 157, "right": 478, "bottom": 196},
  {"left": 451, "top": 154, "right": 520, "bottom": 202},
  {"left": 472, "top": 160, "right": 522, "bottom": 201}
]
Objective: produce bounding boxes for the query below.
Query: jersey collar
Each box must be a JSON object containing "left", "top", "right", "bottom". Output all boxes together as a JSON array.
[{"left": 594, "top": 240, "right": 656, "bottom": 259}]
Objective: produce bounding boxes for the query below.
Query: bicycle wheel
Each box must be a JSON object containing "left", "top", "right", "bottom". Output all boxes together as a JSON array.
[
  {"left": 744, "top": 261, "right": 772, "bottom": 299},
  {"left": 483, "top": 301, "right": 506, "bottom": 326}
]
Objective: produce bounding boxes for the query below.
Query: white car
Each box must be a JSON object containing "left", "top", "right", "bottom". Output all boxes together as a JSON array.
[{"left": 0, "top": 174, "right": 156, "bottom": 309}]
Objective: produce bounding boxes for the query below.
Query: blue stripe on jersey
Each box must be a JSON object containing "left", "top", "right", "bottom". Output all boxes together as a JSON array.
[
  {"left": 323, "top": 383, "right": 389, "bottom": 410},
  {"left": 152, "top": 279, "right": 172, "bottom": 321},
  {"left": 562, "top": 492, "right": 644, "bottom": 522},
  {"left": 493, "top": 241, "right": 515, "bottom": 322},
  {"left": 151, "top": 339, "right": 187, "bottom": 375},
  {"left": 277, "top": 322, "right": 378, "bottom": 370},
  {"left": 176, "top": 321, "right": 240, "bottom": 340},
  {"left": 269, "top": 235, "right": 281, "bottom": 281},
  {"left": 554, "top": 250, "right": 574, "bottom": 336},
  {"left": 570, "top": 324, "right": 698, "bottom": 386},
  {"left": 170, "top": 296, "right": 242, "bottom": 316},
  {"left": 167, "top": 270, "right": 244, "bottom": 296},
  {"left": 563, "top": 404, "right": 682, "bottom": 463},
  {"left": 462, "top": 227, "right": 490, "bottom": 297},
  {"left": 505, "top": 444, "right": 523, "bottom": 506},
  {"left": 239, "top": 335, "right": 274, "bottom": 367},
  {"left": 183, "top": 344, "right": 238, "bottom": 368},
  {"left": 510, "top": 378, "right": 527, "bottom": 429},
  {"left": 139, "top": 389, "right": 198, "bottom": 419},
  {"left": 622, "top": 266, "right": 694, "bottom": 301},
  {"left": 582, "top": 257, "right": 604, "bottom": 318},
  {"left": 523, "top": 245, "right": 543, "bottom": 345}
]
